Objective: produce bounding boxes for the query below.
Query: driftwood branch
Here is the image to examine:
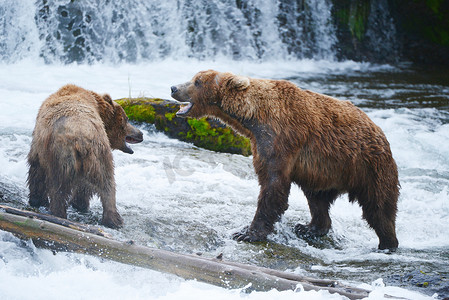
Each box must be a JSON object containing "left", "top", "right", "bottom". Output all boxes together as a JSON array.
[
  {"left": 0, "top": 206, "right": 373, "bottom": 299},
  {"left": 0, "top": 205, "right": 111, "bottom": 238}
]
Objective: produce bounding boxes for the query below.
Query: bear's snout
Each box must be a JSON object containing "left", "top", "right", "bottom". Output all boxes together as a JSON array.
[
  {"left": 126, "top": 125, "right": 143, "bottom": 144},
  {"left": 170, "top": 82, "right": 191, "bottom": 102},
  {"left": 122, "top": 124, "right": 143, "bottom": 154}
]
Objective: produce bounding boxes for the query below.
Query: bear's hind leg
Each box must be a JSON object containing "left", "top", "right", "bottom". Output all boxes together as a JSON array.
[
  {"left": 295, "top": 189, "right": 339, "bottom": 238},
  {"left": 95, "top": 153, "right": 123, "bottom": 229},
  {"left": 71, "top": 186, "right": 92, "bottom": 212},
  {"left": 27, "top": 158, "right": 49, "bottom": 207},
  {"left": 99, "top": 185, "right": 123, "bottom": 229},
  {"left": 360, "top": 194, "right": 399, "bottom": 250},
  {"left": 48, "top": 188, "right": 70, "bottom": 219}
]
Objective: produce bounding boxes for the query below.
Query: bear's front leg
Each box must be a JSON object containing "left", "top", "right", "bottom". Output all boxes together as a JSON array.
[{"left": 233, "top": 170, "right": 291, "bottom": 242}]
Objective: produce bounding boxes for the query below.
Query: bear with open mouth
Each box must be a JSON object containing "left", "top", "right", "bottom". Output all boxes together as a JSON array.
[
  {"left": 171, "top": 70, "right": 399, "bottom": 250},
  {"left": 27, "top": 84, "right": 143, "bottom": 228}
]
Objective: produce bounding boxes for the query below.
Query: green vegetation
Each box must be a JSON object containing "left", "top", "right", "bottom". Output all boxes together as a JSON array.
[
  {"left": 335, "top": 1, "right": 371, "bottom": 42},
  {"left": 116, "top": 98, "right": 157, "bottom": 123},
  {"left": 185, "top": 118, "right": 251, "bottom": 156},
  {"left": 425, "top": 0, "right": 444, "bottom": 14},
  {"left": 349, "top": 4, "right": 369, "bottom": 41},
  {"left": 116, "top": 98, "right": 251, "bottom": 156}
]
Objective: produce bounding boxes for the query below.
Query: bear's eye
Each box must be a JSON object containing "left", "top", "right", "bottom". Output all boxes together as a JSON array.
[{"left": 194, "top": 79, "right": 201, "bottom": 87}]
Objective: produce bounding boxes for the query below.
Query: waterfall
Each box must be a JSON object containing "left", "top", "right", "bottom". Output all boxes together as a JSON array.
[
  {"left": 0, "top": 0, "right": 395, "bottom": 64},
  {"left": 0, "top": 0, "right": 42, "bottom": 62},
  {"left": 365, "top": 0, "right": 399, "bottom": 60}
]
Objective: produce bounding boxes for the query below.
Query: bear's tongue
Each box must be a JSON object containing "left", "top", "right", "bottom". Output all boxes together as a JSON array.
[{"left": 176, "top": 102, "right": 193, "bottom": 115}]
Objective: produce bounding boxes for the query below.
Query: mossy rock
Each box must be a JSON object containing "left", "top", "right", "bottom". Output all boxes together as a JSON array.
[
  {"left": 335, "top": 1, "right": 371, "bottom": 42},
  {"left": 116, "top": 98, "right": 251, "bottom": 156}
]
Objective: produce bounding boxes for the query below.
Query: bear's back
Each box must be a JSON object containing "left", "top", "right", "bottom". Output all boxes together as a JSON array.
[{"left": 32, "top": 85, "right": 109, "bottom": 155}]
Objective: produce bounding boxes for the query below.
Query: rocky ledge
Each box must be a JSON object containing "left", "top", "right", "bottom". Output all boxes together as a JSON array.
[{"left": 116, "top": 98, "right": 251, "bottom": 156}]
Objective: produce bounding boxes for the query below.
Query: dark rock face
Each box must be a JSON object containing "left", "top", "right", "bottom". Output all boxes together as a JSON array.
[
  {"left": 332, "top": 0, "right": 399, "bottom": 64},
  {"left": 333, "top": 0, "right": 449, "bottom": 65},
  {"left": 389, "top": 0, "right": 449, "bottom": 66}
]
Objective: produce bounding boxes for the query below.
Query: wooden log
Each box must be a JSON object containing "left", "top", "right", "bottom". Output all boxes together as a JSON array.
[
  {"left": 0, "top": 204, "right": 111, "bottom": 238},
  {"left": 0, "top": 207, "right": 373, "bottom": 299}
]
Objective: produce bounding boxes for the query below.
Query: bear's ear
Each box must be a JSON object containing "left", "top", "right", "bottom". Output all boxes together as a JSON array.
[
  {"left": 103, "top": 94, "right": 113, "bottom": 105},
  {"left": 216, "top": 73, "right": 250, "bottom": 91},
  {"left": 229, "top": 75, "right": 250, "bottom": 90}
]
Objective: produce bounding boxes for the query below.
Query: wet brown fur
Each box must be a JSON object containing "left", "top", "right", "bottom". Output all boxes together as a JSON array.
[
  {"left": 27, "top": 84, "right": 143, "bottom": 228},
  {"left": 171, "top": 70, "right": 399, "bottom": 250}
]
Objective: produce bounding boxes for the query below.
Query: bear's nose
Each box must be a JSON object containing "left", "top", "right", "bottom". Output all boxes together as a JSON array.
[{"left": 170, "top": 86, "right": 178, "bottom": 94}]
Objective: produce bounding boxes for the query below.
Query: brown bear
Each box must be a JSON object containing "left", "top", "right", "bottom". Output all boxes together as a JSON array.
[
  {"left": 171, "top": 70, "right": 400, "bottom": 250},
  {"left": 27, "top": 84, "right": 143, "bottom": 228}
]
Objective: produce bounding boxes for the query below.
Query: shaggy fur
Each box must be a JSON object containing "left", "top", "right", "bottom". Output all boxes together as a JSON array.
[
  {"left": 27, "top": 84, "right": 143, "bottom": 228},
  {"left": 171, "top": 70, "right": 400, "bottom": 250}
]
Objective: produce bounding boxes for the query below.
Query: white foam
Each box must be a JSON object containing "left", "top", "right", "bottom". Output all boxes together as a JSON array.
[{"left": 0, "top": 60, "right": 442, "bottom": 299}]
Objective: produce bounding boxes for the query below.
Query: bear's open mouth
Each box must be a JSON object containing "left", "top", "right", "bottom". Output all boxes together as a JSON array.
[
  {"left": 122, "top": 135, "right": 143, "bottom": 154},
  {"left": 126, "top": 135, "right": 143, "bottom": 144},
  {"left": 176, "top": 102, "right": 193, "bottom": 116}
]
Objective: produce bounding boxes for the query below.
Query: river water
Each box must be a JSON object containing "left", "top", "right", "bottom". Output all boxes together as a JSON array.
[{"left": 0, "top": 59, "right": 447, "bottom": 299}]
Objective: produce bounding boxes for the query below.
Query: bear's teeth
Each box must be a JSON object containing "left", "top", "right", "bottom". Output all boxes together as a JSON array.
[{"left": 177, "top": 102, "right": 193, "bottom": 115}]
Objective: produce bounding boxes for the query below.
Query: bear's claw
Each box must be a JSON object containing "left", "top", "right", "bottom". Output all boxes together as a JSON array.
[
  {"left": 29, "top": 196, "right": 49, "bottom": 208},
  {"left": 294, "top": 223, "right": 328, "bottom": 239},
  {"left": 232, "top": 226, "right": 267, "bottom": 242},
  {"left": 102, "top": 211, "right": 124, "bottom": 229}
]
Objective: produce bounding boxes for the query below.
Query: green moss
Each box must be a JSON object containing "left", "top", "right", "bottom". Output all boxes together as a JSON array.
[
  {"left": 187, "top": 117, "right": 251, "bottom": 156},
  {"left": 335, "top": 8, "right": 349, "bottom": 25},
  {"left": 349, "top": 2, "right": 370, "bottom": 41},
  {"left": 116, "top": 98, "right": 251, "bottom": 156},
  {"left": 187, "top": 118, "right": 218, "bottom": 137},
  {"left": 165, "top": 112, "right": 176, "bottom": 121},
  {"left": 349, "top": 13, "right": 365, "bottom": 41},
  {"left": 425, "top": 0, "right": 443, "bottom": 14},
  {"left": 336, "top": 1, "right": 371, "bottom": 42},
  {"left": 424, "top": 24, "right": 449, "bottom": 45},
  {"left": 116, "top": 99, "right": 156, "bottom": 123}
]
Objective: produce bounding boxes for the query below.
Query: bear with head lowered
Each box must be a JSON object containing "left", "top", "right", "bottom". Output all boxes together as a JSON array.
[
  {"left": 171, "top": 70, "right": 399, "bottom": 250},
  {"left": 27, "top": 84, "right": 143, "bottom": 228}
]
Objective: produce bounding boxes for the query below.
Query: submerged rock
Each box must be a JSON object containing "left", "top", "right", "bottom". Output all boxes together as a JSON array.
[{"left": 116, "top": 98, "right": 251, "bottom": 156}]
